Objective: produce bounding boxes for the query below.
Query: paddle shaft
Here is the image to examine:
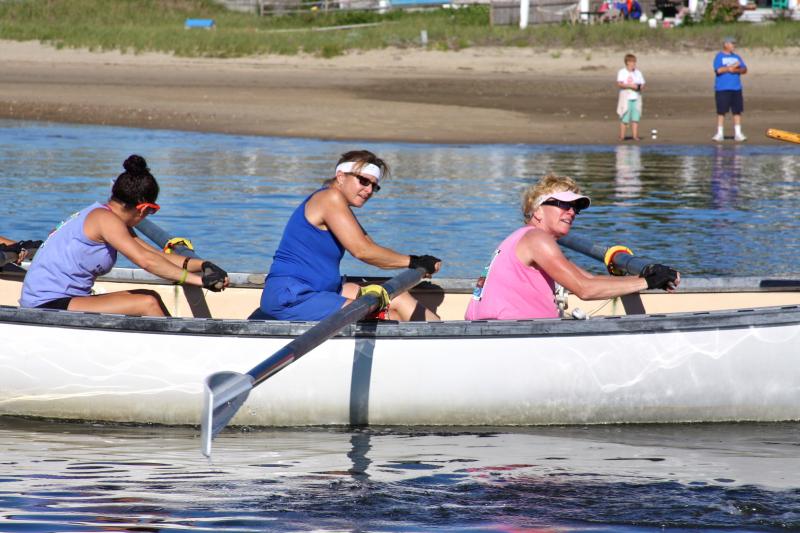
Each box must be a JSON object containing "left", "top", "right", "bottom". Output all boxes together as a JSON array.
[
  {"left": 134, "top": 218, "right": 213, "bottom": 318},
  {"left": 247, "top": 268, "right": 425, "bottom": 387},
  {"left": 558, "top": 233, "right": 651, "bottom": 276},
  {"left": 1, "top": 251, "right": 19, "bottom": 267},
  {"left": 200, "top": 267, "right": 427, "bottom": 456},
  {"left": 766, "top": 128, "right": 800, "bottom": 145},
  {"left": 135, "top": 218, "right": 198, "bottom": 259},
  {"left": 1, "top": 247, "right": 39, "bottom": 268}
]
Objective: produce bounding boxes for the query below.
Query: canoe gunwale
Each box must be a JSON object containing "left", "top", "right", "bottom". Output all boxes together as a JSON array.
[
  {"left": 5, "top": 266, "right": 800, "bottom": 293},
  {"left": 2, "top": 302, "right": 800, "bottom": 339}
]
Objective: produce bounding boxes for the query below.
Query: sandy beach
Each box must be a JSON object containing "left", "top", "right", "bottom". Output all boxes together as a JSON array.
[{"left": 1, "top": 39, "right": 797, "bottom": 145}]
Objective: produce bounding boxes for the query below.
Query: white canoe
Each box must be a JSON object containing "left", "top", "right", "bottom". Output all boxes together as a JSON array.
[{"left": 1, "top": 265, "right": 800, "bottom": 427}]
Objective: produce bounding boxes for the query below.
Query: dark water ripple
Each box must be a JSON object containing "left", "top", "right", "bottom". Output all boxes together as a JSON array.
[{"left": 2, "top": 419, "right": 800, "bottom": 531}]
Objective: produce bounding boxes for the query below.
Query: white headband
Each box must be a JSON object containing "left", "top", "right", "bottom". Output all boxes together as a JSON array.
[{"left": 336, "top": 161, "right": 382, "bottom": 181}]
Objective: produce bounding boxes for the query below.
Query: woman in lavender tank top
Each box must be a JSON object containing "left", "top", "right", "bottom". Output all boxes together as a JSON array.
[
  {"left": 465, "top": 174, "right": 680, "bottom": 321},
  {"left": 20, "top": 155, "right": 229, "bottom": 316}
]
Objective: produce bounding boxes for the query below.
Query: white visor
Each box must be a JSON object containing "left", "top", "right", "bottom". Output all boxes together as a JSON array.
[
  {"left": 534, "top": 190, "right": 591, "bottom": 211},
  {"left": 336, "top": 161, "right": 382, "bottom": 181}
]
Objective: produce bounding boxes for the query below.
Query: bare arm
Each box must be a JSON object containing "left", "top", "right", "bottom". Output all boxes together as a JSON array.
[
  {"left": 517, "top": 230, "right": 647, "bottom": 300},
  {"left": 716, "top": 62, "right": 744, "bottom": 75},
  {"left": 132, "top": 236, "right": 205, "bottom": 273},
  {"left": 313, "top": 189, "right": 410, "bottom": 269},
  {"left": 86, "top": 210, "right": 203, "bottom": 286}
]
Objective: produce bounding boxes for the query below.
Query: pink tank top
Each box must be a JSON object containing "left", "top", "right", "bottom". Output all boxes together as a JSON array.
[{"left": 464, "top": 226, "right": 558, "bottom": 320}]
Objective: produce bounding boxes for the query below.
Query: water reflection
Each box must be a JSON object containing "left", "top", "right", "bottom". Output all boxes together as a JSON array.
[
  {"left": 2, "top": 120, "right": 800, "bottom": 277},
  {"left": 614, "top": 144, "right": 642, "bottom": 200},
  {"left": 710, "top": 145, "right": 742, "bottom": 208},
  {"left": 347, "top": 431, "right": 372, "bottom": 481}
]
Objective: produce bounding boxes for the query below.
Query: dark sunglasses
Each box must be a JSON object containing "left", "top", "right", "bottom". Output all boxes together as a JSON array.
[
  {"left": 136, "top": 202, "right": 161, "bottom": 216},
  {"left": 541, "top": 199, "right": 584, "bottom": 215},
  {"left": 348, "top": 173, "right": 380, "bottom": 193}
]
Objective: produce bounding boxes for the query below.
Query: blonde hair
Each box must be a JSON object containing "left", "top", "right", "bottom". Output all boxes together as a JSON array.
[{"left": 521, "top": 174, "right": 583, "bottom": 223}]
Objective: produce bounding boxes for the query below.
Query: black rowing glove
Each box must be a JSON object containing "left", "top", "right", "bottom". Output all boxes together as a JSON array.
[
  {"left": 641, "top": 263, "right": 678, "bottom": 290},
  {"left": 409, "top": 254, "right": 441, "bottom": 275},
  {"left": 0, "top": 240, "right": 42, "bottom": 253},
  {"left": 201, "top": 261, "right": 228, "bottom": 292},
  {"left": 17, "top": 240, "right": 43, "bottom": 250}
]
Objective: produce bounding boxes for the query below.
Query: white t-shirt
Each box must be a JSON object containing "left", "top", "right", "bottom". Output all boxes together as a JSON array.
[{"left": 617, "top": 68, "right": 645, "bottom": 100}]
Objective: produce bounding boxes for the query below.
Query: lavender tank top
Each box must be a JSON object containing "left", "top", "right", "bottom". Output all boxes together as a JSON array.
[
  {"left": 20, "top": 202, "right": 118, "bottom": 308},
  {"left": 464, "top": 226, "right": 558, "bottom": 320}
]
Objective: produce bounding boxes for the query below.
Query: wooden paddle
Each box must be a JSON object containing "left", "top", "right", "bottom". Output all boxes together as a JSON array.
[
  {"left": 200, "top": 267, "right": 426, "bottom": 457},
  {"left": 766, "top": 129, "right": 800, "bottom": 145},
  {"left": 135, "top": 218, "right": 212, "bottom": 318}
]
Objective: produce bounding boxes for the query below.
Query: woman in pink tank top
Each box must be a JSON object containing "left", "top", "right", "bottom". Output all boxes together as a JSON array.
[{"left": 465, "top": 174, "right": 680, "bottom": 320}]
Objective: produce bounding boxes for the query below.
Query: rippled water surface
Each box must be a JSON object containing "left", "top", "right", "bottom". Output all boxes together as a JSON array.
[
  {"left": 2, "top": 417, "right": 800, "bottom": 532},
  {"left": 2, "top": 119, "right": 800, "bottom": 277},
  {"left": 2, "top": 120, "right": 800, "bottom": 531}
]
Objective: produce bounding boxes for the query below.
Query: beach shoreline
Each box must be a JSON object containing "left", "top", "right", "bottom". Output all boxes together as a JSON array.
[{"left": 1, "top": 40, "right": 797, "bottom": 145}]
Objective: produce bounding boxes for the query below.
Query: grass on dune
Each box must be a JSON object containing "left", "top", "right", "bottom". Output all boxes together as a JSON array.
[{"left": 0, "top": 0, "right": 798, "bottom": 57}]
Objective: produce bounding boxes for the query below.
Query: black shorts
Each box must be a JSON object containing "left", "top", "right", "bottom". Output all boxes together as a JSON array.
[
  {"left": 715, "top": 90, "right": 744, "bottom": 115},
  {"left": 36, "top": 297, "right": 72, "bottom": 310}
]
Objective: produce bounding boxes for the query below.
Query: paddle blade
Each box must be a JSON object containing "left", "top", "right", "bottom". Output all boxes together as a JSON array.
[{"left": 200, "top": 371, "right": 254, "bottom": 457}]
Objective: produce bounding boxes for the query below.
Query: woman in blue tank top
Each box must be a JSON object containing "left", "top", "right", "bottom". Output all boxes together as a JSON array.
[
  {"left": 252, "top": 150, "right": 442, "bottom": 322},
  {"left": 20, "top": 155, "right": 229, "bottom": 316}
]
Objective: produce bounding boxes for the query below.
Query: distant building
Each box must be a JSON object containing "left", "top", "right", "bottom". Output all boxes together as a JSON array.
[{"left": 212, "top": 0, "right": 797, "bottom": 20}]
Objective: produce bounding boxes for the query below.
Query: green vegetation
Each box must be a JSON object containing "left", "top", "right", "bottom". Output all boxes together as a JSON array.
[
  {"left": 703, "top": 0, "right": 745, "bottom": 23},
  {"left": 0, "top": 0, "right": 798, "bottom": 58}
]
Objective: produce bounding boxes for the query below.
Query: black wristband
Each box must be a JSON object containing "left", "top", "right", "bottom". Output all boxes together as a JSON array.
[{"left": 182, "top": 257, "right": 191, "bottom": 271}]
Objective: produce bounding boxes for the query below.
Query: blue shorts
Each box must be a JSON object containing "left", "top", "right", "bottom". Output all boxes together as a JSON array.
[
  {"left": 252, "top": 276, "right": 345, "bottom": 321},
  {"left": 715, "top": 90, "right": 744, "bottom": 115}
]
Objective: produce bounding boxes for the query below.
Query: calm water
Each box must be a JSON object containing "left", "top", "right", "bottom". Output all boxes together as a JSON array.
[
  {"left": 2, "top": 119, "right": 800, "bottom": 278},
  {"left": 2, "top": 120, "right": 800, "bottom": 531}
]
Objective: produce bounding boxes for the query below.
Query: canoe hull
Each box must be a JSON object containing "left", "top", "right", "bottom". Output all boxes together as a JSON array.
[{"left": 3, "top": 306, "right": 799, "bottom": 426}]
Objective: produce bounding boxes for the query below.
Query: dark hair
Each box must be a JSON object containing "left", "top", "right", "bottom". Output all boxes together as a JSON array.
[
  {"left": 110, "top": 155, "right": 159, "bottom": 207},
  {"left": 325, "top": 150, "right": 390, "bottom": 185}
]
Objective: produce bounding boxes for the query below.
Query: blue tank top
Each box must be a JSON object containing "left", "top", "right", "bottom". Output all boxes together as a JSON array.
[
  {"left": 20, "top": 202, "right": 118, "bottom": 308},
  {"left": 267, "top": 189, "right": 345, "bottom": 292}
]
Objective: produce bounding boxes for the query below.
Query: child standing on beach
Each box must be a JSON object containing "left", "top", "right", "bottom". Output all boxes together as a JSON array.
[{"left": 616, "top": 53, "right": 645, "bottom": 141}]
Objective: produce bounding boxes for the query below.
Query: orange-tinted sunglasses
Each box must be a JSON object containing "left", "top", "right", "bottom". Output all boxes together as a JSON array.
[{"left": 136, "top": 202, "right": 160, "bottom": 216}]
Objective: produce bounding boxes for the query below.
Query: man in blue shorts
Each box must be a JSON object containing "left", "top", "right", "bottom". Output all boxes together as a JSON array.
[{"left": 712, "top": 36, "right": 748, "bottom": 142}]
